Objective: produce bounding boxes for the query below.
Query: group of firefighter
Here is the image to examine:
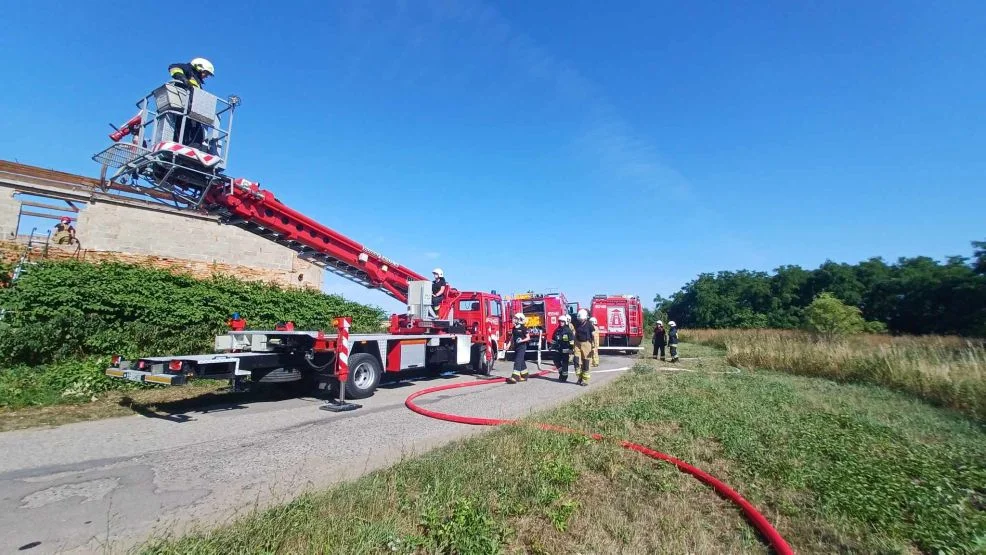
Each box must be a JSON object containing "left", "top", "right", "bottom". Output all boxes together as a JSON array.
[{"left": 504, "top": 307, "right": 599, "bottom": 386}]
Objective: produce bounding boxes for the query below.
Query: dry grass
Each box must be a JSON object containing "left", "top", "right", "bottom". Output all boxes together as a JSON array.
[{"left": 682, "top": 328, "right": 986, "bottom": 421}]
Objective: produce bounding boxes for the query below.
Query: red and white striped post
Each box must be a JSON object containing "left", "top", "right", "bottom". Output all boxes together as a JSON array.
[
  {"left": 321, "top": 316, "right": 360, "bottom": 412},
  {"left": 334, "top": 316, "right": 351, "bottom": 386}
]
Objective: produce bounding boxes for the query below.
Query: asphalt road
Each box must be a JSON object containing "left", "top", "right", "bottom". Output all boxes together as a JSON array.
[{"left": 0, "top": 355, "right": 635, "bottom": 554}]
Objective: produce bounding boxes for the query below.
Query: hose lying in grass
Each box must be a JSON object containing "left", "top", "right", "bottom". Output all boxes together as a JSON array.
[{"left": 404, "top": 367, "right": 793, "bottom": 555}]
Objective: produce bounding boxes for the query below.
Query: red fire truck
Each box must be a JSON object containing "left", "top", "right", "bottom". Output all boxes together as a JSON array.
[
  {"left": 504, "top": 292, "right": 577, "bottom": 357},
  {"left": 590, "top": 294, "right": 644, "bottom": 352},
  {"left": 94, "top": 82, "right": 509, "bottom": 410}
]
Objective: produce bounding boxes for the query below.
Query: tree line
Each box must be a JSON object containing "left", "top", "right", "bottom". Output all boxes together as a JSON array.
[{"left": 648, "top": 240, "right": 986, "bottom": 336}]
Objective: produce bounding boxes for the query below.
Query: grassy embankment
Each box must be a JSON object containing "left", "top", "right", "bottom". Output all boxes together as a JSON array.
[
  {"left": 0, "top": 259, "right": 385, "bottom": 430},
  {"left": 682, "top": 328, "right": 986, "bottom": 422},
  {"left": 142, "top": 339, "right": 986, "bottom": 554}
]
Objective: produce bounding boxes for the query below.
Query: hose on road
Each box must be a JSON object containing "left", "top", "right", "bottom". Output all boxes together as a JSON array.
[{"left": 404, "top": 367, "right": 794, "bottom": 555}]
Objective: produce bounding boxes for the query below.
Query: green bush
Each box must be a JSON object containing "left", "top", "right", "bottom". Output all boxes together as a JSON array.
[
  {"left": 0, "top": 356, "right": 146, "bottom": 408},
  {"left": 0, "top": 260, "right": 386, "bottom": 365}
]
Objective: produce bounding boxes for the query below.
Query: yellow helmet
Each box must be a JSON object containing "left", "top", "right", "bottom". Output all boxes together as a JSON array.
[{"left": 190, "top": 57, "right": 215, "bottom": 76}]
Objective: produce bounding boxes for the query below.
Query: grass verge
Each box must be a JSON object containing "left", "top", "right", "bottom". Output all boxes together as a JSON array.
[
  {"left": 683, "top": 328, "right": 986, "bottom": 422},
  {"left": 140, "top": 345, "right": 986, "bottom": 554}
]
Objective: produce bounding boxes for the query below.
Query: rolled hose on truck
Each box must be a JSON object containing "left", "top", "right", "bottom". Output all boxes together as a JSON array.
[{"left": 404, "top": 369, "right": 794, "bottom": 555}]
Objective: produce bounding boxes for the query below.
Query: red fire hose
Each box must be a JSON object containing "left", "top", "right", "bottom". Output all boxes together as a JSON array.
[{"left": 404, "top": 370, "right": 794, "bottom": 555}]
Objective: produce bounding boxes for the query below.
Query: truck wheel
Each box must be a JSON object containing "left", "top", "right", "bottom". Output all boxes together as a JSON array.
[{"left": 345, "top": 353, "right": 381, "bottom": 399}]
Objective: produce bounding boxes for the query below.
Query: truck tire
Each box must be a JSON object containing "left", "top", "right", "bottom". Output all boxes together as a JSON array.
[
  {"left": 345, "top": 353, "right": 381, "bottom": 399},
  {"left": 469, "top": 345, "right": 495, "bottom": 375}
]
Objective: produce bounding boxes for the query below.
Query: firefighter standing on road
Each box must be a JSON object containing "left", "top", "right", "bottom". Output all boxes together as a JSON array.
[
  {"left": 506, "top": 312, "right": 531, "bottom": 384},
  {"left": 552, "top": 314, "right": 574, "bottom": 382},
  {"left": 431, "top": 268, "right": 448, "bottom": 317},
  {"left": 652, "top": 320, "right": 667, "bottom": 361},
  {"left": 589, "top": 316, "right": 601, "bottom": 367},
  {"left": 573, "top": 309, "right": 596, "bottom": 386},
  {"left": 668, "top": 321, "right": 680, "bottom": 362}
]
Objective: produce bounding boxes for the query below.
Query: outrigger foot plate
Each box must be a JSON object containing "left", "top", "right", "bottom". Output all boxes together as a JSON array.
[{"left": 320, "top": 400, "right": 362, "bottom": 412}]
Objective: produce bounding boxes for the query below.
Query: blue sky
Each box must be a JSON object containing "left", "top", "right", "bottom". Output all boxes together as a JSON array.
[{"left": 2, "top": 0, "right": 984, "bottom": 314}]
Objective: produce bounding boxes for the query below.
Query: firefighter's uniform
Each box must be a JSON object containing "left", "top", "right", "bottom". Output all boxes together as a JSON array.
[
  {"left": 590, "top": 319, "right": 600, "bottom": 367},
  {"left": 431, "top": 275, "right": 447, "bottom": 317},
  {"left": 652, "top": 323, "right": 667, "bottom": 360},
  {"left": 507, "top": 322, "right": 530, "bottom": 384},
  {"left": 573, "top": 318, "right": 595, "bottom": 385},
  {"left": 52, "top": 220, "right": 74, "bottom": 245},
  {"left": 169, "top": 63, "right": 207, "bottom": 89},
  {"left": 552, "top": 321, "right": 574, "bottom": 381},
  {"left": 167, "top": 59, "right": 213, "bottom": 148},
  {"left": 668, "top": 323, "right": 679, "bottom": 362}
]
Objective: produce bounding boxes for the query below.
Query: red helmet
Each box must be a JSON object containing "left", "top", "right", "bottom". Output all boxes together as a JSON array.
[{"left": 60, "top": 216, "right": 71, "bottom": 223}]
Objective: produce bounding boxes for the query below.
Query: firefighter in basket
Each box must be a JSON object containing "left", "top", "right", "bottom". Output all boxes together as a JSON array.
[
  {"left": 505, "top": 312, "right": 531, "bottom": 384},
  {"left": 573, "top": 309, "right": 596, "bottom": 386},
  {"left": 431, "top": 268, "right": 448, "bottom": 318},
  {"left": 552, "top": 314, "right": 575, "bottom": 382},
  {"left": 167, "top": 57, "right": 216, "bottom": 149}
]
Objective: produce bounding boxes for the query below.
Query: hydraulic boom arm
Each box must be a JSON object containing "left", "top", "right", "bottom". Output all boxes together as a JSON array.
[{"left": 204, "top": 178, "right": 425, "bottom": 303}]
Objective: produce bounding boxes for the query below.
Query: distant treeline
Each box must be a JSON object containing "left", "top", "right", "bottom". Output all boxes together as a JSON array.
[{"left": 650, "top": 240, "right": 986, "bottom": 336}]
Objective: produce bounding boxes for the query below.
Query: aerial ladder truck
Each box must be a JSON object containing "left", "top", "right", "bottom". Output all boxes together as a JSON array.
[{"left": 93, "top": 81, "right": 507, "bottom": 411}]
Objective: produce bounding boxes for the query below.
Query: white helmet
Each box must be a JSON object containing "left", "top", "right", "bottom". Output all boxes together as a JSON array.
[
  {"left": 432, "top": 268, "right": 443, "bottom": 278},
  {"left": 589, "top": 317, "right": 598, "bottom": 324},
  {"left": 190, "top": 57, "right": 215, "bottom": 76},
  {"left": 669, "top": 321, "right": 676, "bottom": 327},
  {"left": 513, "top": 312, "right": 525, "bottom": 322},
  {"left": 655, "top": 320, "right": 663, "bottom": 326},
  {"left": 577, "top": 308, "right": 588, "bottom": 321},
  {"left": 560, "top": 314, "right": 570, "bottom": 323}
]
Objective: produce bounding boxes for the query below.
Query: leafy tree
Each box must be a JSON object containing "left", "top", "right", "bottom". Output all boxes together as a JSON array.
[
  {"left": 652, "top": 239, "right": 986, "bottom": 337},
  {"left": 803, "top": 293, "right": 865, "bottom": 335}
]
